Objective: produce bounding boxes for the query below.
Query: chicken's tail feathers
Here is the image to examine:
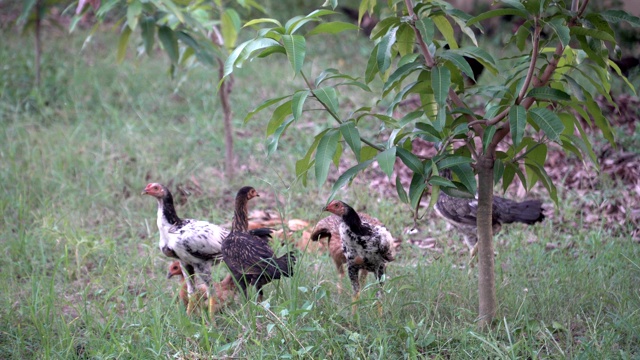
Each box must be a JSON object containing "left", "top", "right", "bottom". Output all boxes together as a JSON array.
[
  {"left": 310, "top": 227, "right": 331, "bottom": 242},
  {"left": 274, "top": 251, "right": 297, "bottom": 278},
  {"left": 498, "top": 199, "right": 545, "bottom": 225},
  {"left": 249, "top": 227, "right": 274, "bottom": 241}
]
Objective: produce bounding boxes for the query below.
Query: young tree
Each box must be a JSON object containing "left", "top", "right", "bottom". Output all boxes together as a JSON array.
[
  {"left": 224, "top": 0, "right": 638, "bottom": 328},
  {"left": 74, "top": 0, "right": 267, "bottom": 180},
  {"left": 18, "top": 0, "right": 74, "bottom": 87}
]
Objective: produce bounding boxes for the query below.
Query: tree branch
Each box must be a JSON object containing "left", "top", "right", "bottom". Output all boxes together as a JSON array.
[
  {"left": 300, "top": 71, "right": 384, "bottom": 152},
  {"left": 404, "top": 0, "right": 435, "bottom": 68},
  {"left": 517, "top": 21, "right": 541, "bottom": 103}
]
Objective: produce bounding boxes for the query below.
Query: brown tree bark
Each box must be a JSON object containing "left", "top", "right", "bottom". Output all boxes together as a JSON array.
[
  {"left": 34, "top": 0, "right": 42, "bottom": 87},
  {"left": 217, "top": 59, "right": 234, "bottom": 181},
  {"left": 476, "top": 154, "right": 497, "bottom": 329}
]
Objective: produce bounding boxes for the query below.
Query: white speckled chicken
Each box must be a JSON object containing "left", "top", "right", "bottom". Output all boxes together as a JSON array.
[
  {"left": 142, "top": 182, "right": 229, "bottom": 315},
  {"left": 310, "top": 213, "right": 382, "bottom": 292},
  {"left": 323, "top": 200, "right": 395, "bottom": 314}
]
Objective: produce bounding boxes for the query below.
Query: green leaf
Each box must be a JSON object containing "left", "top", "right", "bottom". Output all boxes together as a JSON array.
[
  {"left": 396, "top": 176, "right": 409, "bottom": 204},
  {"left": 431, "top": 65, "right": 451, "bottom": 106},
  {"left": 383, "top": 62, "right": 421, "bottom": 93},
  {"left": 600, "top": 10, "right": 640, "bottom": 27},
  {"left": 307, "top": 21, "right": 359, "bottom": 36},
  {"left": 440, "top": 52, "right": 475, "bottom": 81},
  {"left": 266, "top": 100, "right": 293, "bottom": 136},
  {"left": 509, "top": 105, "right": 526, "bottom": 148},
  {"left": 370, "top": 17, "right": 401, "bottom": 40},
  {"left": 340, "top": 122, "right": 361, "bottom": 162},
  {"left": 377, "top": 147, "right": 397, "bottom": 178},
  {"left": 116, "top": 26, "right": 132, "bottom": 64},
  {"left": 158, "top": 26, "right": 179, "bottom": 64},
  {"left": 409, "top": 173, "right": 427, "bottom": 209},
  {"left": 314, "top": 87, "right": 339, "bottom": 116},
  {"left": 607, "top": 59, "right": 637, "bottom": 95},
  {"left": 377, "top": 27, "right": 397, "bottom": 73},
  {"left": 360, "top": 146, "right": 378, "bottom": 162},
  {"left": 397, "top": 147, "right": 424, "bottom": 175},
  {"left": 224, "top": 40, "right": 250, "bottom": 78},
  {"left": 140, "top": 17, "right": 156, "bottom": 55},
  {"left": 585, "top": 13, "right": 615, "bottom": 38},
  {"left": 291, "top": 90, "right": 309, "bottom": 121},
  {"left": 433, "top": 14, "right": 457, "bottom": 49},
  {"left": 329, "top": 159, "right": 374, "bottom": 200},
  {"left": 433, "top": 109, "right": 446, "bottom": 132},
  {"left": 315, "top": 129, "right": 341, "bottom": 187},
  {"left": 282, "top": 35, "right": 306, "bottom": 74},
  {"left": 494, "top": 158, "right": 504, "bottom": 185},
  {"left": 525, "top": 87, "right": 571, "bottom": 102},
  {"left": 525, "top": 162, "right": 558, "bottom": 204},
  {"left": 396, "top": 23, "right": 416, "bottom": 57},
  {"left": 576, "top": 35, "right": 606, "bottom": 68},
  {"left": 482, "top": 125, "right": 496, "bottom": 154},
  {"left": 244, "top": 95, "right": 290, "bottom": 123},
  {"left": 570, "top": 26, "right": 616, "bottom": 43},
  {"left": 585, "top": 93, "right": 615, "bottom": 145},
  {"left": 244, "top": 18, "right": 282, "bottom": 28},
  {"left": 297, "top": 130, "right": 328, "bottom": 185},
  {"left": 18, "top": 0, "right": 37, "bottom": 24},
  {"left": 455, "top": 47, "right": 498, "bottom": 74},
  {"left": 515, "top": 25, "right": 530, "bottom": 51},
  {"left": 467, "top": 8, "right": 528, "bottom": 27},
  {"left": 333, "top": 141, "right": 343, "bottom": 168},
  {"left": 437, "top": 156, "right": 473, "bottom": 169},
  {"left": 546, "top": 17, "right": 570, "bottom": 47},
  {"left": 154, "top": 0, "right": 184, "bottom": 22},
  {"left": 267, "top": 116, "right": 294, "bottom": 155},
  {"left": 221, "top": 9, "right": 241, "bottom": 49},
  {"left": 126, "top": 0, "right": 142, "bottom": 30},
  {"left": 365, "top": 43, "right": 379, "bottom": 84},
  {"left": 428, "top": 176, "right": 455, "bottom": 188},
  {"left": 416, "top": 17, "right": 434, "bottom": 44},
  {"left": 450, "top": 164, "right": 476, "bottom": 194},
  {"left": 528, "top": 108, "right": 564, "bottom": 142},
  {"left": 502, "top": 162, "right": 516, "bottom": 193}
]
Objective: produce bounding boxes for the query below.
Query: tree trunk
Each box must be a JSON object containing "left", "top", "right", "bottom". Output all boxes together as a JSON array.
[
  {"left": 476, "top": 153, "right": 496, "bottom": 329},
  {"left": 34, "top": 0, "right": 42, "bottom": 87},
  {"left": 217, "top": 59, "right": 234, "bottom": 180}
]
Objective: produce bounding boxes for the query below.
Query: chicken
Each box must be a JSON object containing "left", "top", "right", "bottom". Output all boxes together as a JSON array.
[
  {"left": 310, "top": 213, "right": 383, "bottom": 292},
  {"left": 323, "top": 200, "right": 395, "bottom": 315},
  {"left": 221, "top": 186, "right": 296, "bottom": 303},
  {"left": 142, "top": 182, "right": 229, "bottom": 315},
  {"left": 166, "top": 260, "right": 208, "bottom": 309},
  {"left": 167, "top": 260, "right": 237, "bottom": 311},
  {"left": 435, "top": 188, "right": 545, "bottom": 258}
]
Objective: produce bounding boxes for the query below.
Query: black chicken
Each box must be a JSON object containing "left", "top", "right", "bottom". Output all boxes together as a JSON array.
[
  {"left": 221, "top": 186, "right": 296, "bottom": 303},
  {"left": 323, "top": 200, "right": 395, "bottom": 315},
  {"left": 435, "top": 177, "right": 545, "bottom": 258}
]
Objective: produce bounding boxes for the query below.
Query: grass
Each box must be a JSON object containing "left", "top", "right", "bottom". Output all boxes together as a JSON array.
[{"left": 1, "top": 25, "right": 639, "bottom": 359}]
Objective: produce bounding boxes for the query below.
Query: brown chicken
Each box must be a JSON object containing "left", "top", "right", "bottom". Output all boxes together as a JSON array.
[
  {"left": 166, "top": 261, "right": 237, "bottom": 311},
  {"left": 221, "top": 186, "right": 296, "bottom": 303}
]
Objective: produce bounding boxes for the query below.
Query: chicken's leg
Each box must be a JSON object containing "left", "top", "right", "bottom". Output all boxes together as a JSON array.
[
  {"left": 181, "top": 263, "right": 198, "bottom": 315},
  {"left": 347, "top": 264, "right": 361, "bottom": 315}
]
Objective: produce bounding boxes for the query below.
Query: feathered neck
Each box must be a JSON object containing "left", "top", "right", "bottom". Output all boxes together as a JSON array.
[
  {"left": 341, "top": 203, "right": 371, "bottom": 235},
  {"left": 158, "top": 190, "right": 181, "bottom": 225},
  {"left": 232, "top": 194, "right": 249, "bottom": 233}
]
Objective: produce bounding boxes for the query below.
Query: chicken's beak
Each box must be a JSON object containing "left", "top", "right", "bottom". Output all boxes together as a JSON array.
[
  {"left": 322, "top": 206, "right": 328, "bottom": 212},
  {"left": 166, "top": 271, "right": 173, "bottom": 279},
  {"left": 141, "top": 189, "right": 148, "bottom": 195}
]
